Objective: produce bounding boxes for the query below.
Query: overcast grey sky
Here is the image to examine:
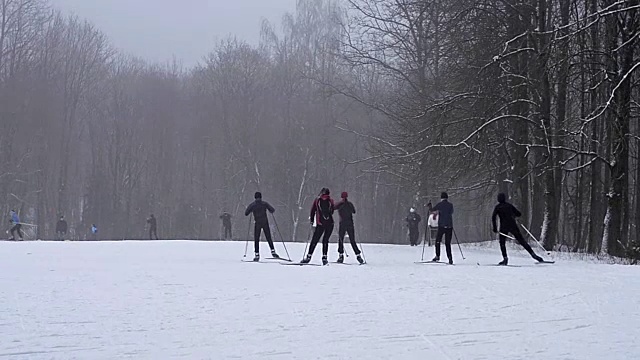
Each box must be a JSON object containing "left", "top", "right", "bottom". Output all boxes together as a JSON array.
[{"left": 49, "top": 0, "right": 296, "bottom": 67}]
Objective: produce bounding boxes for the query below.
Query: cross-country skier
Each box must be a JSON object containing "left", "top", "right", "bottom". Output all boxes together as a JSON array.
[
  {"left": 55, "top": 216, "right": 68, "bottom": 241},
  {"left": 244, "top": 192, "right": 279, "bottom": 261},
  {"left": 406, "top": 208, "right": 422, "bottom": 246},
  {"left": 220, "top": 212, "right": 232, "bottom": 240},
  {"left": 334, "top": 191, "right": 364, "bottom": 264},
  {"left": 146, "top": 214, "right": 158, "bottom": 240},
  {"left": 427, "top": 192, "right": 455, "bottom": 264},
  {"left": 492, "top": 193, "right": 545, "bottom": 265},
  {"left": 301, "top": 188, "right": 335, "bottom": 265},
  {"left": 9, "top": 210, "right": 23, "bottom": 241}
]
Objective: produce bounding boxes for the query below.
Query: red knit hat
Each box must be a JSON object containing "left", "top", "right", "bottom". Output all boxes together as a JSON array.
[{"left": 341, "top": 191, "right": 348, "bottom": 199}]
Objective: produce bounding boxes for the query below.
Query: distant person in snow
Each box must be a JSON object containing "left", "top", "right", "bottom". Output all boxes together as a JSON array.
[
  {"left": 91, "top": 224, "right": 98, "bottom": 241},
  {"left": 406, "top": 208, "right": 422, "bottom": 246},
  {"left": 301, "top": 188, "right": 335, "bottom": 265},
  {"left": 492, "top": 193, "right": 545, "bottom": 265},
  {"left": 9, "top": 210, "right": 23, "bottom": 241},
  {"left": 56, "top": 216, "right": 68, "bottom": 241},
  {"left": 147, "top": 214, "right": 158, "bottom": 240},
  {"left": 245, "top": 192, "right": 278, "bottom": 261},
  {"left": 220, "top": 211, "right": 232, "bottom": 240},
  {"left": 428, "top": 192, "right": 455, "bottom": 264},
  {"left": 334, "top": 191, "right": 364, "bottom": 264}
]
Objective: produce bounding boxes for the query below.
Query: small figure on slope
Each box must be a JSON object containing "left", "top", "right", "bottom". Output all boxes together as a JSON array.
[
  {"left": 335, "top": 191, "right": 364, "bottom": 264},
  {"left": 56, "top": 215, "right": 68, "bottom": 241},
  {"left": 406, "top": 208, "right": 422, "bottom": 246},
  {"left": 492, "top": 193, "right": 545, "bottom": 265},
  {"left": 147, "top": 214, "right": 158, "bottom": 240},
  {"left": 220, "top": 211, "right": 232, "bottom": 240},
  {"left": 9, "top": 210, "right": 23, "bottom": 241},
  {"left": 301, "top": 188, "right": 334, "bottom": 265},
  {"left": 428, "top": 192, "right": 455, "bottom": 264},
  {"left": 91, "top": 224, "right": 98, "bottom": 241},
  {"left": 245, "top": 192, "right": 279, "bottom": 261}
]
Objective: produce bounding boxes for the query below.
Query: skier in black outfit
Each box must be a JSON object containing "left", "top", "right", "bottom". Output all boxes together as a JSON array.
[
  {"left": 245, "top": 192, "right": 279, "bottom": 261},
  {"left": 301, "top": 188, "right": 335, "bottom": 265},
  {"left": 334, "top": 191, "right": 364, "bottom": 264},
  {"left": 428, "top": 192, "right": 455, "bottom": 264},
  {"left": 492, "top": 193, "right": 545, "bottom": 265},
  {"left": 146, "top": 214, "right": 158, "bottom": 240},
  {"left": 220, "top": 212, "right": 232, "bottom": 240},
  {"left": 406, "top": 208, "right": 422, "bottom": 246},
  {"left": 55, "top": 216, "right": 68, "bottom": 241}
]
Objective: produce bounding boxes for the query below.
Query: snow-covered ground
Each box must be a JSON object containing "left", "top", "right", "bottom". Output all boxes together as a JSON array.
[{"left": 1, "top": 241, "right": 638, "bottom": 360}]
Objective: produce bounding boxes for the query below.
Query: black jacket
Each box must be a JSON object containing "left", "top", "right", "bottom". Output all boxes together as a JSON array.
[
  {"left": 429, "top": 200, "right": 454, "bottom": 228},
  {"left": 220, "top": 213, "right": 232, "bottom": 227},
  {"left": 245, "top": 200, "right": 275, "bottom": 224},
  {"left": 56, "top": 220, "right": 68, "bottom": 233},
  {"left": 335, "top": 200, "right": 356, "bottom": 224},
  {"left": 406, "top": 213, "right": 421, "bottom": 228},
  {"left": 147, "top": 216, "right": 157, "bottom": 229},
  {"left": 492, "top": 202, "right": 521, "bottom": 232}
]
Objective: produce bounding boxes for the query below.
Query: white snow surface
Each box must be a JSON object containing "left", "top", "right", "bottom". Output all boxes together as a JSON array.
[{"left": 1, "top": 241, "right": 639, "bottom": 360}]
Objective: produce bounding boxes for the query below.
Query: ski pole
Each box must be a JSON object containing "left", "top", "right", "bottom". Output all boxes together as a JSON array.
[
  {"left": 303, "top": 224, "right": 312, "bottom": 257},
  {"left": 421, "top": 226, "right": 427, "bottom": 261},
  {"left": 518, "top": 222, "right": 551, "bottom": 255},
  {"left": 271, "top": 213, "right": 292, "bottom": 261},
  {"left": 499, "top": 232, "right": 515, "bottom": 240},
  {"left": 243, "top": 214, "right": 252, "bottom": 259},
  {"left": 452, "top": 228, "right": 466, "bottom": 260}
]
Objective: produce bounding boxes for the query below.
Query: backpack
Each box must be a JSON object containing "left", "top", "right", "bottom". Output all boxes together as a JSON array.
[{"left": 318, "top": 197, "right": 333, "bottom": 221}]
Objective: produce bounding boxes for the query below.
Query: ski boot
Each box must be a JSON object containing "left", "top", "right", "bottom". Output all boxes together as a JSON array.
[
  {"left": 300, "top": 254, "right": 312, "bottom": 264},
  {"left": 498, "top": 257, "right": 508, "bottom": 266},
  {"left": 252, "top": 253, "right": 260, "bottom": 262},
  {"left": 322, "top": 255, "right": 328, "bottom": 266},
  {"left": 337, "top": 254, "right": 344, "bottom": 263},
  {"left": 270, "top": 249, "right": 280, "bottom": 259},
  {"left": 533, "top": 254, "right": 544, "bottom": 263},
  {"left": 356, "top": 254, "right": 365, "bottom": 264},
  {"left": 431, "top": 256, "right": 440, "bottom": 262},
  {"left": 448, "top": 258, "right": 454, "bottom": 265}
]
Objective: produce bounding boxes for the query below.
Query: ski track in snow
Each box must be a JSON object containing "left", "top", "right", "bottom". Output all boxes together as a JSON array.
[{"left": 0, "top": 241, "right": 639, "bottom": 360}]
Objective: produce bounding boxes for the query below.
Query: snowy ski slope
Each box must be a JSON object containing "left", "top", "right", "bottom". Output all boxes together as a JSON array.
[{"left": 1, "top": 241, "right": 638, "bottom": 359}]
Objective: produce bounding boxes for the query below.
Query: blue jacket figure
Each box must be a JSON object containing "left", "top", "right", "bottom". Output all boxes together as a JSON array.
[
  {"left": 427, "top": 192, "right": 455, "bottom": 264},
  {"left": 9, "top": 210, "right": 23, "bottom": 240},
  {"left": 91, "top": 224, "right": 98, "bottom": 240}
]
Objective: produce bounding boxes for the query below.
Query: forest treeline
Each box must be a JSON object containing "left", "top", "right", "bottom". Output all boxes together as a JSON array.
[{"left": 1, "top": 0, "right": 638, "bottom": 260}]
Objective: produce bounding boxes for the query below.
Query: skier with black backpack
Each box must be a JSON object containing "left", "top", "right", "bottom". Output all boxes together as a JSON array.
[
  {"left": 301, "top": 188, "right": 335, "bottom": 265},
  {"left": 334, "top": 191, "right": 364, "bottom": 264}
]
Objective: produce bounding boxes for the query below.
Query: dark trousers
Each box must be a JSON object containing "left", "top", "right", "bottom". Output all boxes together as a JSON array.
[
  {"left": 409, "top": 227, "right": 419, "bottom": 246},
  {"left": 254, "top": 222, "right": 275, "bottom": 253},
  {"left": 308, "top": 223, "right": 334, "bottom": 256},
  {"left": 338, "top": 222, "right": 360, "bottom": 255},
  {"left": 435, "top": 227, "right": 453, "bottom": 260},
  {"left": 56, "top": 231, "right": 66, "bottom": 241},
  {"left": 499, "top": 227, "right": 535, "bottom": 258},
  {"left": 149, "top": 227, "right": 158, "bottom": 240},
  {"left": 10, "top": 224, "right": 23, "bottom": 239},
  {"left": 224, "top": 226, "right": 232, "bottom": 240}
]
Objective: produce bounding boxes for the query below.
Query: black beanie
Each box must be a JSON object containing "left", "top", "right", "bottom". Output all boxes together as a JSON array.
[
  {"left": 497, "top": 193, "right": 506, "bottom": 203},
  {"left": 441, "top": 192, "right": 448, "bottom": 199},
  {"left": 255, "top": 191, "right": 262, "bottom": 199}
]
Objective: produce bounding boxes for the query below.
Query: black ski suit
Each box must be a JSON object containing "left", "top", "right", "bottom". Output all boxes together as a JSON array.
[
  {"left": 147, "top": 216, "right": 158, "bottom": 240},
  {"left": 220, "top": 213, "right": 232, "bottom": 239},
  {"left": 308, "top": 195, "right": 335, "bottom": 256},
  {"left": 428, "top": 200, "right": 454, "bottom": 261},
  {"left": 492, "top": 201, "right": 537, "bottom": 259},
  {"left": 335, "top": 199, "right": 361, "bottom": 255},
  {"left": 245, "top": 200, "right": 276, "bottom": 253},
  {"left": 406, "top": 212, "right": 422, "bottom": 246},
  {"left": 55, "top": 219, "right": 68, "bottom": 241}
]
